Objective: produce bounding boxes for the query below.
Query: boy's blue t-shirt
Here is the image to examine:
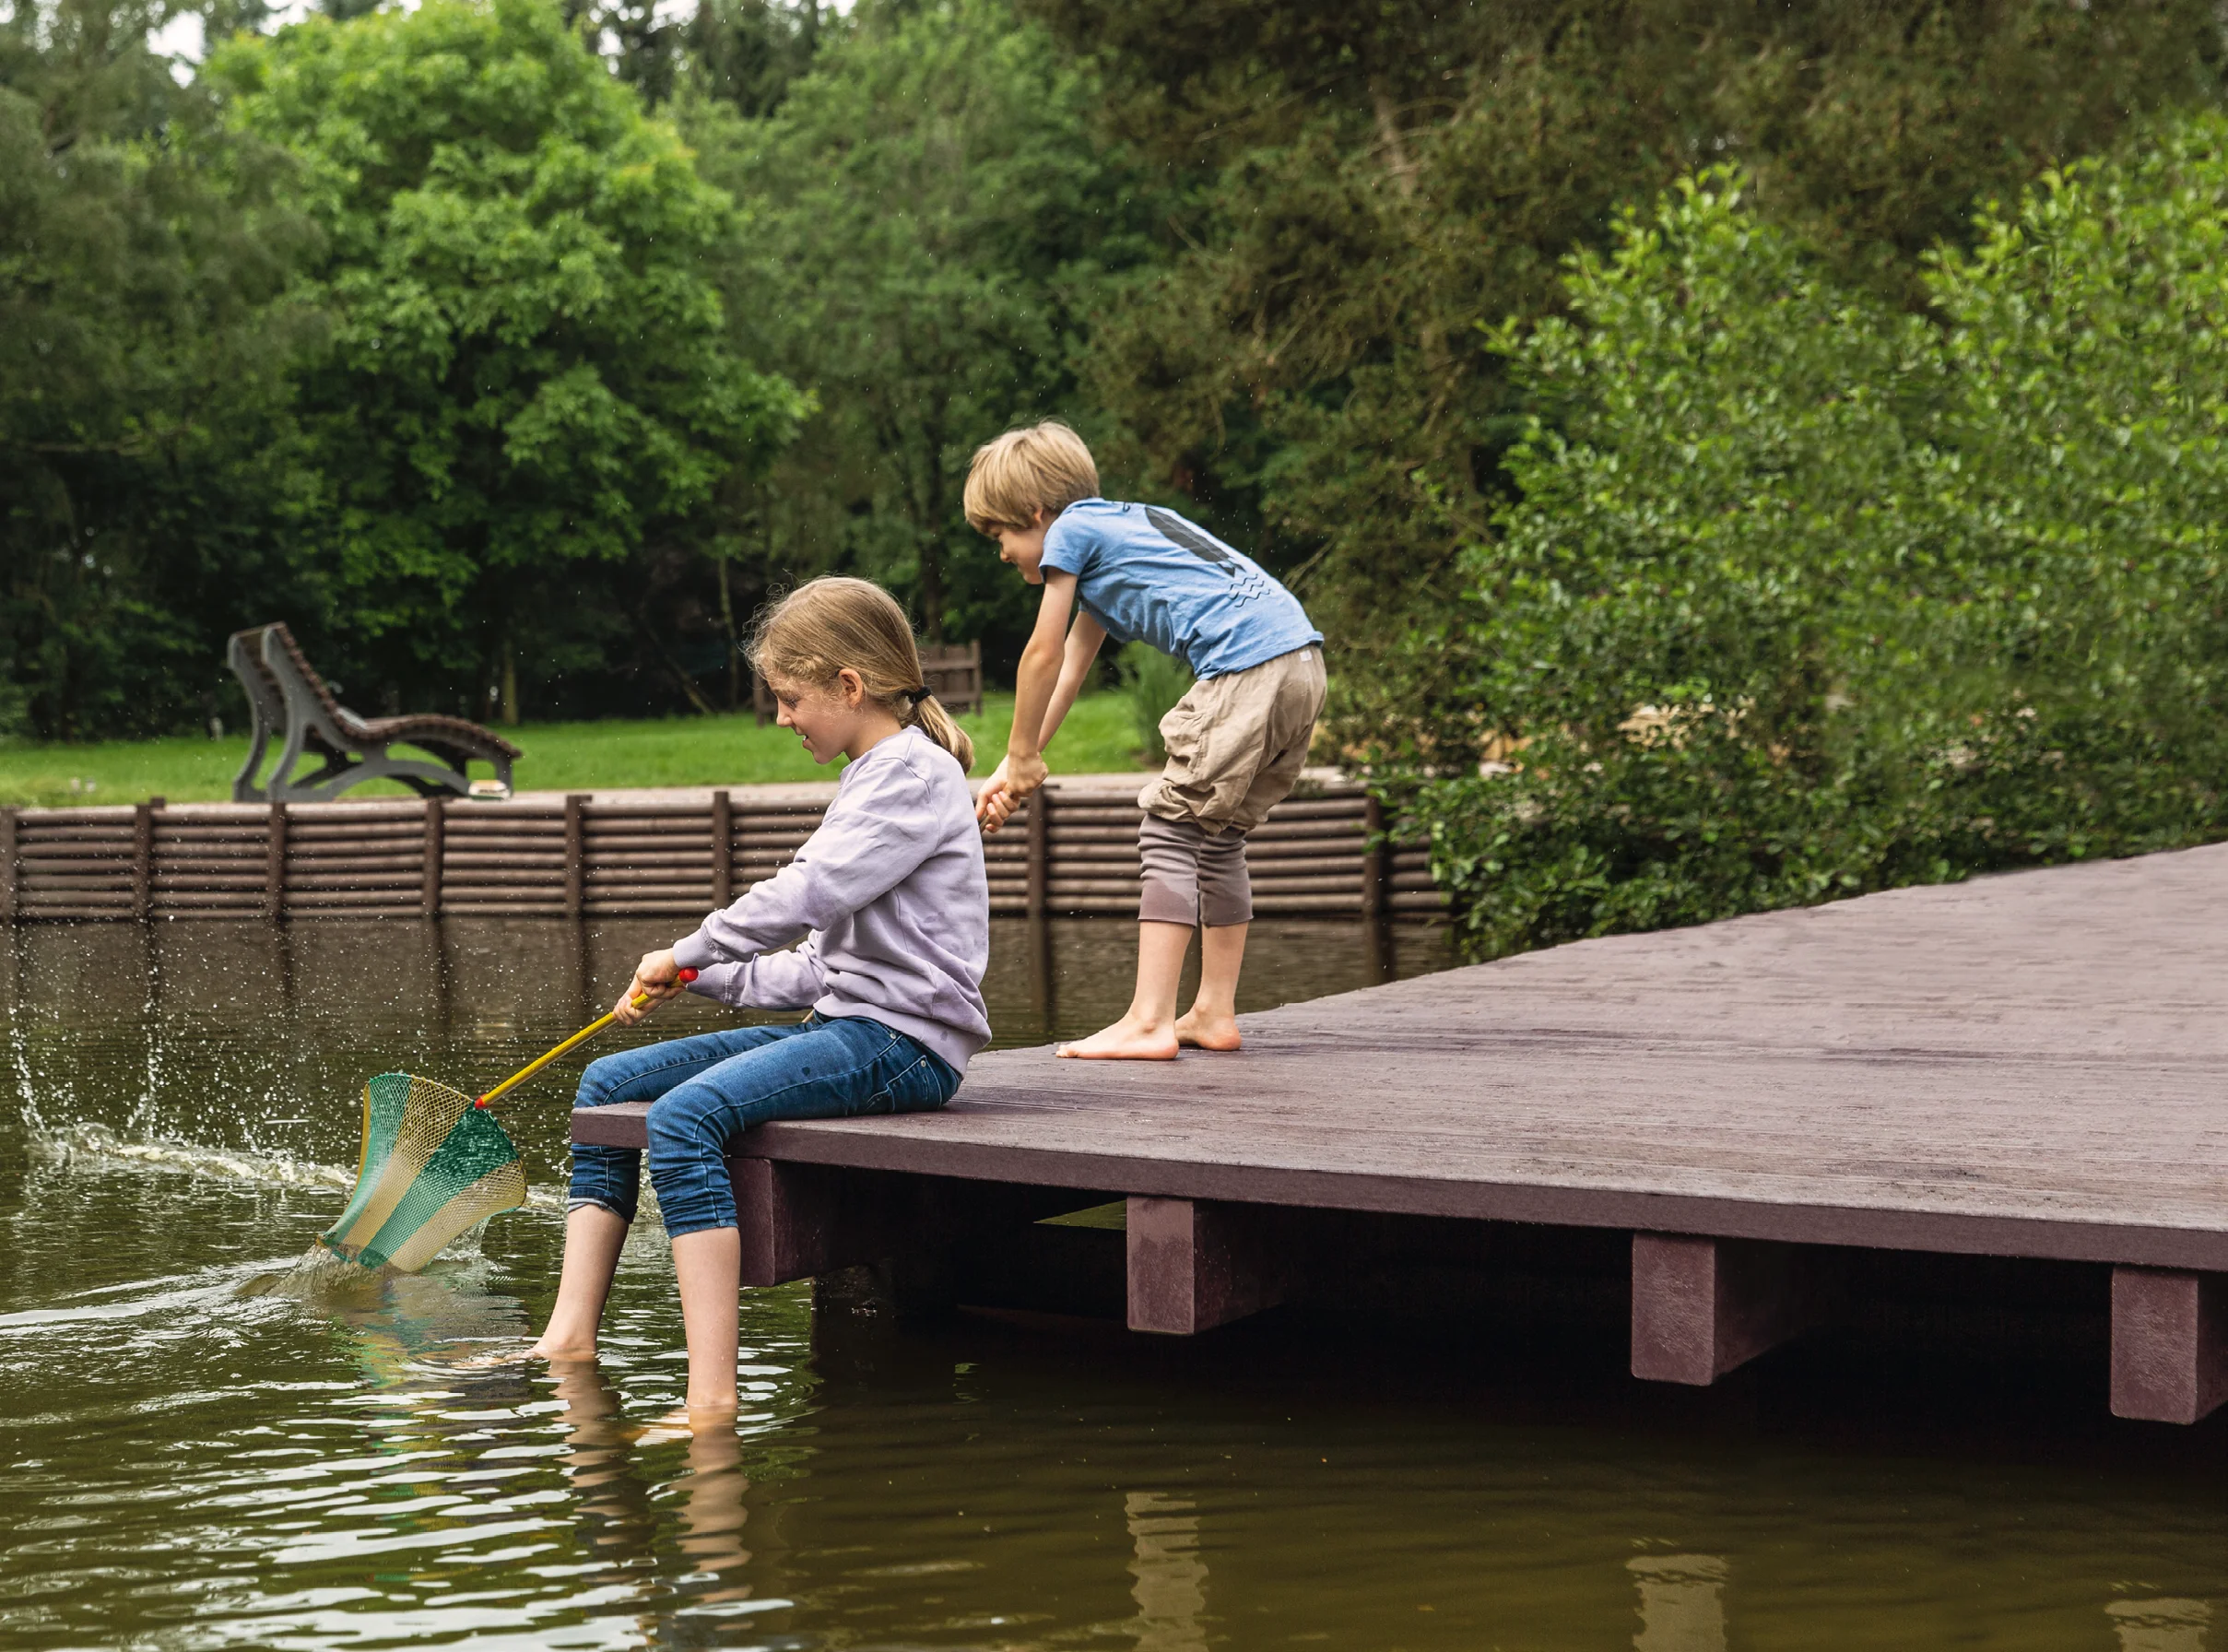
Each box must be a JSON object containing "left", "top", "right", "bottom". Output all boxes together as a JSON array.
[{"left": 1038, "top": 499, "right": 1322, "bottom": 678}]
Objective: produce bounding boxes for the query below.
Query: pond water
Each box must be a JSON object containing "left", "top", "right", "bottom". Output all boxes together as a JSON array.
[{"left": 2, "top": 916, "right": 2226, "bottom": 1650}]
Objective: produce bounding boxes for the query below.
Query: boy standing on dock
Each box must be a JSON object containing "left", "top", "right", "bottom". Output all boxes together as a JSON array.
[{"left": 970, "top": 420, "right": 1325, "bottom": 1059}]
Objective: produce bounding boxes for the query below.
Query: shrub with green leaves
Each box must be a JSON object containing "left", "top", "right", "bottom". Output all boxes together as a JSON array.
[{"left": 1412, "top": 120, "right": 2228, "bottom": 958}]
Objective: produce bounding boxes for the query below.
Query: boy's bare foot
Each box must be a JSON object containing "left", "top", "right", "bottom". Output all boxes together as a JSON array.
[
  {"left": 1057, "top": 1013, "right": 1181, "bottom": 1060},
  {"left": 1173, "top": 1009, "right": 1243, "bottom": 1051}
]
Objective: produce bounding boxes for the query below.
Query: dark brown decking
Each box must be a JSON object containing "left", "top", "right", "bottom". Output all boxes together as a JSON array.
[{"left": 575, "top": 843, "right": 2228, "bottom": 1419}]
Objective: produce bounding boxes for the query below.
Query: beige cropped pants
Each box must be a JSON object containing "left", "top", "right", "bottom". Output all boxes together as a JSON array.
[{"left": 1135, "top": 645, "right": 1326, "bottom": 928}]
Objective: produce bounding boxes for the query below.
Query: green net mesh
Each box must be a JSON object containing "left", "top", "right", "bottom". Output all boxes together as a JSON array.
[{"left": 321, "top": 1072, "right": 527, "bottom": 1273}]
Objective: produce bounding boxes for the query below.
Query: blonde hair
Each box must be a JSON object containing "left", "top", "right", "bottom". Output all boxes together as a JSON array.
[
  {"left": 962, "top": 419, "right": 1100, "bottom": 533},
  {"left": 749, "top": 577, "right": 975, "bottom": 772}
]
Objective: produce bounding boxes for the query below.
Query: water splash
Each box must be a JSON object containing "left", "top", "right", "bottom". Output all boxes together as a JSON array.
[
  {"left": 32, "top": 1120, "right": 358, "bottom": 1191},
  {"left": 6, "top": 997, "right": 48, "bottom": 1141},
  {"left": 27, "top": 1121, "right": 567, "bottom": 1208}
]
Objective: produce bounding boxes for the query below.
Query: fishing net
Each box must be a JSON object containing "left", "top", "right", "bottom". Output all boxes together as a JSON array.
[{"left": 320, "top": 1073, "right": 527, "bottom": 1273}]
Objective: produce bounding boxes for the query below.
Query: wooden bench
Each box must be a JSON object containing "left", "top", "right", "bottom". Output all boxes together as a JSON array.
[
  {"left": 752, "top": 640, "right": 984, "bottom": 726},
  {"left": 228, "top": 623, "right": 521, "bottom": 804}
]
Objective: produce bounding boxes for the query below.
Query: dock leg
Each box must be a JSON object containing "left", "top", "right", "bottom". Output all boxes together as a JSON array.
[
  {"left": 2110, "top": 1267, "right": 2228, "bottom": 1423},
  {"left": 732, "top": 1160, "right": 895, "bottom": 1288},
  {"left": 1631, "top": 1233, "right": 1812, "bottom": 1386},
  {"left": 1126, "top": 1197, "right": 1292, "bottom": 1335}
]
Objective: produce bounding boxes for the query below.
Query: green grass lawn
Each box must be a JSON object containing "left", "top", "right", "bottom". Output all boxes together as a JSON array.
[{"left": 0, "top": 690, "right": 1150, "bottom": 807}]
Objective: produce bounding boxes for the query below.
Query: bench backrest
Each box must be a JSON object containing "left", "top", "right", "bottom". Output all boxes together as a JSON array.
[
  {"left": 226, "top": 627, "right": 289, "bottom": 737},
  {"left": 260, "top": 622, "right": 365, "bottom": 737},
  {"left": 751, "top": 637, "right": 984, "bottom": 721},
  {"left": 920, "top": 641, "right": 983, "bottom": 714}
]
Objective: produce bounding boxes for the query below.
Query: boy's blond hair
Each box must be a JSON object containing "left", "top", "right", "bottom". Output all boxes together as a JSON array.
[{"left": 963, "top": 420, "right": 1100, "bottom": 533}]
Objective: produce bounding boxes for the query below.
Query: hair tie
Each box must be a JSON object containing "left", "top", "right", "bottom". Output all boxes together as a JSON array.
[{"left": 902, "top": 685, "right": 932, "bottom": 704}]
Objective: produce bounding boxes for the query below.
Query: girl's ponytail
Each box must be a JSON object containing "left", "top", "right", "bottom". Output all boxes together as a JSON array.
[
  {"left": 749, "top": 577, "right": 976, "bottom": 773},
  {"left": 908, "top": 691, "right": 975, "bottom": 773}
]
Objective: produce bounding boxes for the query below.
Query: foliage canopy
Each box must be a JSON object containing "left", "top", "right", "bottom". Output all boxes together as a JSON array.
[
  {"left": 0, "top": 0, "right": 318, "bottom": 738},
  {"left": 211, "top": 0, "right": 803, "bottom": 718},
  {"left": 690, "top": 0, "right": 1161, "bottom": 667},
  {"left": 1411, "top": 117, "right": 2228, "bottom": 956},
  {"left": 1024, "top": 0, "right": 2228, "bottom": 760}
]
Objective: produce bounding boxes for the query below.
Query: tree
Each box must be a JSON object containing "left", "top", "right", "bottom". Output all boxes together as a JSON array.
[
  {"left": 211, "top": 0, "right": 804, "bottom": 723},
  {"left": 686, "top": 0, "right": 1162, "bottom": 665},
  {"left": 1412, "top": 121, "right": 2228, "bottom": 958},
  {"left": 577, "top": 0, "right": 822, "bottom": 116},
  {"left": 1023, "top": 0, "right": 2228, "bottom": 760},
  {"left": 0, "top": 0, "right": 320, "bottom": 738}
]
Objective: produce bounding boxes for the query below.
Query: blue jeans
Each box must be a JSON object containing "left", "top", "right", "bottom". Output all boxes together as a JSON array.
[{"left": 569, "top": 1014, "right": 960, "bottom": 1238}]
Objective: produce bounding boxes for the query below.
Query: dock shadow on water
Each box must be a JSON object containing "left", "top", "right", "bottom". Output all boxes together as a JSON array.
[{"left": 2, "top": 915, "right": 2225, "bottom": 1648}]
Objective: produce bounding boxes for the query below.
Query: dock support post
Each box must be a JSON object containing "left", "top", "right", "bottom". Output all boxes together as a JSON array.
[
  {"left": 131, "top": 797, "right": 160, "bottom": 922},
  {"left": 420, "top": 797, "right": 444, "bottom": 919},
  {"left": 2111, "top": 1267, "right": 2228, "bottom": 1423},
  {"left": 1025, "top": 789, "right": 1049, "bottom": 917},
  {"left": 711, "top": 790, "right": 733, "bottom": 907},
  {"left": 733, "top": 1160, "right": 894, "bottom": 1288},
  {"left": 265, "top": 802, "right": 287, "bottom": 921},
  {"left": 1126, "top": 1197, "right": 1293, "bottom": 1335},
  {"left": 1361, "top": 795, "right": 1388, "bottom": 919},
  {"left": 1631, "top": 1233, "right": 1813, "bottom": 1386},
  {"left": 562, "top": 793, "right": 587, "bottom": 918},
  {"left": 0, "top": 808, "right": 16, "bottom": 925}
]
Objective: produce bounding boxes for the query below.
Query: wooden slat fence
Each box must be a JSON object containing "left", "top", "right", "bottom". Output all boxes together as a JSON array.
[{"left": 0, "top": 785, "right": 1443, "bottom": 923}]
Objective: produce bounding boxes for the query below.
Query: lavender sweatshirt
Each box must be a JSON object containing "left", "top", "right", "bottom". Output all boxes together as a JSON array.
[{"left": 672, "top": 726, "right": 991, "bottom": 1073}]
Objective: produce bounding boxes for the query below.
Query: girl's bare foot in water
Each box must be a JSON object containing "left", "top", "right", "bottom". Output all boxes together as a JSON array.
[
  {"left": 1173, "top": 1008, "right": 1242, "bottom": 1051},
  {"left": 1056, "top": 1012, "right": 1180, "bottom": 1060},
  {"left": 631, "top": 1401, "right": 738, "bottom": 1445},
  {"left": 449, "top": 1340, "right": 544, "bottom": 1371}
]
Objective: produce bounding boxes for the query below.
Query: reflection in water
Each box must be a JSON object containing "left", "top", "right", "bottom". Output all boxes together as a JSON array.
[
  {"left": 673, "top": 1410, "right": 755, "bottom": 1604},
  {"left": 1126, "top": 1491, "right": 1208, "bottom": 1652},
  {"left": 2112, "top": 1599, "right": 2211, "bottom": 1652},
  {"left": 549, "top": 1363, "right": 656, "bottom": 1557},
  {"left": 1629, "top": 1552, "right": 1727, "bottom": 1652}
]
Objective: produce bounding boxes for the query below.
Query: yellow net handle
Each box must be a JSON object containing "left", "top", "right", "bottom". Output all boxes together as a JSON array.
[{"left": 475, "top": 968, "right": 699, "bottom": 1110}]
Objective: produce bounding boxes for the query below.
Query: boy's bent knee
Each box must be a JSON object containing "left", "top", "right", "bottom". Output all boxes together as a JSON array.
[
  {"left": 1195, "top": 828, "right": 1253, "bottom": 926},
  {"left": 1138, "top": 813, "right": 1207, "bottom": 925}
]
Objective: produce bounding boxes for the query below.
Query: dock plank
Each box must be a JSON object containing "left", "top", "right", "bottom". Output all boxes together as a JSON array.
[{"left": 574, "top": 842, "right": 2228, "bottom": 1270}]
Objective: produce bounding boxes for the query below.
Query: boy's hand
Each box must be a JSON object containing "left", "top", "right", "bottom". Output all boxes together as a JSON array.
[
  {"left": 976, "top": 753, "right": 1049, "bottom": 833},
  {"left": 615, "top": 949, "right": 686, "bottom": 1025}
]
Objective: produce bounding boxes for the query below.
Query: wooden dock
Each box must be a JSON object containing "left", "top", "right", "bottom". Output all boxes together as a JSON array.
[
  {"left": 0, "top": 779, "right": 1441, "bottom": 923},
  {"left": 577, "top": 842, "right": 2228, "bottom": 1423}
]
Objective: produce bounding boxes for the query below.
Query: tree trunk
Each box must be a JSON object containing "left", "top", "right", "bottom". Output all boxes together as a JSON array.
[
  {"left": 919, "top": 396, "right": 949, "bottom": 642},
  {"left": 499, "top": 636, "right": 519, "bottom": 727},
  {"left": 717, "top": 551, "right": 740, "bottom": 712}
]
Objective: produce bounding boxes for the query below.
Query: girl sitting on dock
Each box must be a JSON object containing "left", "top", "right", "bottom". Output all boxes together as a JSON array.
[{"left": 529, "top": 577, "right": 991, "bottom": 1417}]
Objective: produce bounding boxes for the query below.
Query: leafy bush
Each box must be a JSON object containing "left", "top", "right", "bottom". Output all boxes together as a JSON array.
[
  {"left": 1411, "top": 122, "right": 2228, "bottom": 958},
  {"left": 1115, "top": 641, "right": 1193, "bottom": 765}
]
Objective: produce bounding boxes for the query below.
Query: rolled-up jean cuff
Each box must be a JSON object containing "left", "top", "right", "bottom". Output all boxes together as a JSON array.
[
  {"left": 665, "top": 1216, "right": 737, "bottom": 1238},
  {"left": 566, "top": 1197, "right": 630, "bottom": 1221}
]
